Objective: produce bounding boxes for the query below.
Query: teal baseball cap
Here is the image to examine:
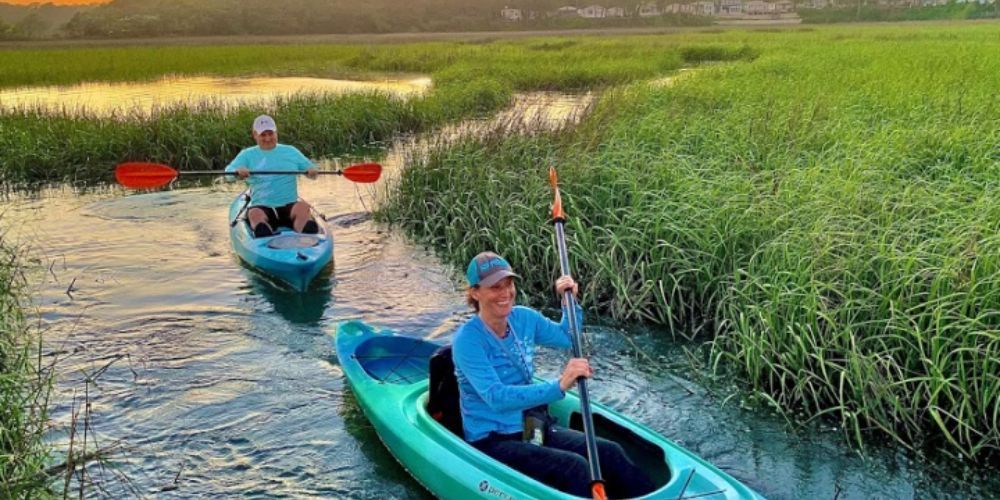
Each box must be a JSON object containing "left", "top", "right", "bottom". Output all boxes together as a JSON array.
[{"left": 466, "top": 252, "right": 520, "bottom": 287}]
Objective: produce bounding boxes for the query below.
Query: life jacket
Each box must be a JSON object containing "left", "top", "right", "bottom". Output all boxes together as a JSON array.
[{"left": 427, "top": 345, "right": 464, "bottom": 437}]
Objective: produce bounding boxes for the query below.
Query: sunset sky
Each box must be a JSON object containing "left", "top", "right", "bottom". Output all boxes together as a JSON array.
[{"left": 1, "top": 0, "right": 110, "bottom": 5}]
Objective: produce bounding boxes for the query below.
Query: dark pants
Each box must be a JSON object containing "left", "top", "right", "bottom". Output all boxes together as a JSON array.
[
  {"left": 472, "top": 426, "right": 655, "bottom": 498},
  {"left": 251, "top": 202, "right": 297, "bottom": 229}
]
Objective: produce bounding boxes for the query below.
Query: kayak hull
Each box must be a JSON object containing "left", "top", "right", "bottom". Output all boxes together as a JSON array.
[
  {"left": 334, "top": 320, "right": 766, "bottom": 500},
  {"left": 228, "top": 191, "right": 333, "bottom": 291}
]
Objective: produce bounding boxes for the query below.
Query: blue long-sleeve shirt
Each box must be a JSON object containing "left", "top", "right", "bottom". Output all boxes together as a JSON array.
[
  {"left": 452, "top": 305, "right": 582, "bottom": 442},
  {"left": 224, "top": 144, "right": 313, "bottom": 207}
]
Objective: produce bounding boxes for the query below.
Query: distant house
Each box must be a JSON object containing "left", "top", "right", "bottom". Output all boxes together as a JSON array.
[
  {"left": 556, "top": 5, "right": 580, "bottom": 16},
  {"left": 774, "top": 0, "right": 795, "bottom": 11},
  {"left": 606, "top": 6, "right": 627, "bottom": 15},
  {"left": 579, "top": 4, "right": 608, "bottom": 16},
  {"left": 664, "top": 3, "right": 693, "bottom": 13},
  {"left": 718, "top": 0, "right": 743, "bottom": 14},
  {"left": 802, "top": 0, "right": 828, "bottom": 8},
  {"left": 745, "top": 0, "right": 769, "bottom": 13},
  {"left": 638, "top": 2, "right": 662, "bottom": 16},
  {"left": 692, "top": 0, "right": 716, "bottom": 15},
  {"left": 501, "top": 7, "right": 523, "bottom": 20}
]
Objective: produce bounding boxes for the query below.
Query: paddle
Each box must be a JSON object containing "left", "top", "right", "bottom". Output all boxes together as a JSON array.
[
  {"left": 115, "top": 161, "right": 382, "bottom": 189},
  {"left": 549, "top": 166, "right": 606, "bottom": 500}
]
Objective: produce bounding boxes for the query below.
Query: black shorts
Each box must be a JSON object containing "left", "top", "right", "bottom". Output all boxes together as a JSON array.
[{"left": 250, "top": 202, "right": 296, "bottom": 229}]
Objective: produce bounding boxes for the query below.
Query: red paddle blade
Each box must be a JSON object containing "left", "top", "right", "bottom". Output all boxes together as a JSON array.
[
  {"left": 115, "top": 162, "right": 178, "bottom": 189},
  {"left": 342, "top": 163, "right": 382, "bottom": 183}
]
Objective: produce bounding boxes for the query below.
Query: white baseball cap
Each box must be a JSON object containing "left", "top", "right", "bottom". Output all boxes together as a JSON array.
[{"left": 252, "top": 115, "right": 277, "bottom": 134}]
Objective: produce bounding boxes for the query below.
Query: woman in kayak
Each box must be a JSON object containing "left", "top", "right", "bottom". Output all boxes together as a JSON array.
[
  {"left": 452, "top": 251, "right": 655, "bottom": 498},
  {"left": 225, "top": 114, "right": 319, "bottom": 238}
]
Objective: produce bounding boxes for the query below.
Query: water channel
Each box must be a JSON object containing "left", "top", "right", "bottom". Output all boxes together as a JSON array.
[{"left": 1, "top": 77, "right": 995, "bottom": 499}]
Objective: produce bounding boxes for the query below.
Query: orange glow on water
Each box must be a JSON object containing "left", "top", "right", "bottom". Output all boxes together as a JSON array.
[{"left": 1, "top": 0, "right": 109, "bottom": 5}]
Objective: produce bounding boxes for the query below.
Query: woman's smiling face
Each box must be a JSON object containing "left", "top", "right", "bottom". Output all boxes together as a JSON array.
[{"left": 472, "top": 276, "right": 516, "bottom": 321}]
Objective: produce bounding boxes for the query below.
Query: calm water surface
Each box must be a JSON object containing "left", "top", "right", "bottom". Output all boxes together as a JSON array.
[
  {"left": 0, "top": 76, "right": 431, "bottom": 116},
  {"left": 1, "top": 86, "right": 995, "bottom": 499}
]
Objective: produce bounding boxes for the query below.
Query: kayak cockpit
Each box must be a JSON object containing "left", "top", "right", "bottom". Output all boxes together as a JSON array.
[
  {"left": 566, "top": 410, "right": 672, "bottom": 491},
  {"left": 353, "top": 336, "right": 437, "bottom": 384},
  {"left": 413, "top": 391, "right": 675, "bottom": 498}
]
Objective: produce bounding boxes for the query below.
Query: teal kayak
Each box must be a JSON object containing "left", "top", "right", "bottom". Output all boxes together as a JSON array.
[
  {"left": 228, "top": 190, "right": 333, "bottom": 291},
  {"left": 334, "top": 320, "right": 766, "bottom": 499}
]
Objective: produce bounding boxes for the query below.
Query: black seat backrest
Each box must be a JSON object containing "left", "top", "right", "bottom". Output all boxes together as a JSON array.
[{"left": 427, "top": 345, "right": 464, "bottom": 437}]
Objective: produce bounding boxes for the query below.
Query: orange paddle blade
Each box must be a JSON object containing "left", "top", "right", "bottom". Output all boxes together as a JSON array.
[
  {"left": 115, "top": 162, "right": 179, "bottom": 189},
  {"left": 549, "top": 166, "right": 565, "bottom": 220},
  {"left": 342, "top": 162, "right": 382, "bottom": 183},
  {"left": 591, "top": 482, "right": 607, "bottom": 500}
]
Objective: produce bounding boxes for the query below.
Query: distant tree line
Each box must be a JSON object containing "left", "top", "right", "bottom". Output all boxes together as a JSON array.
[
  {"left": 0, "top": 0, "right": 707, "bottom": 40},
  {"left": 2, "top": 0, "right": 993, "bottom": 40},
  {"left": 61, "top": 0, "right": 508, "bottom": 37},
  {"left": 799, "top": 0, "right": 997, "bottom": 23},
  {"left": 0, "top": 3, "right": 87, "bottom": 40}
]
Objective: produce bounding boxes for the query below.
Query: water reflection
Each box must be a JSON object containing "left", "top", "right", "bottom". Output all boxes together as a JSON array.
[
  {"left": 336, "top": 390, "right": 433, "bottom": 500},
  {"left": 242, "top": 264, "right": 334, "bottom": 325},
  {"left": 0, "top": 76, "right": 432, "bottom": 117}
]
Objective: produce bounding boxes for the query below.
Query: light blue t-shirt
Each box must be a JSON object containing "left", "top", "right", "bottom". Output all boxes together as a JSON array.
[
  {"left": 452, "top": 305, "right": 582, "bottom": 442},
  {"left": 224, "top": 144, "right": 313, "bottom": 207}
]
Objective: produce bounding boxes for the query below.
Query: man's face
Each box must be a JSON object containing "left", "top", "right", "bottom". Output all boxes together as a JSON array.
[{"left": 253, "top": 130, "right": 277, "bottom": 150}]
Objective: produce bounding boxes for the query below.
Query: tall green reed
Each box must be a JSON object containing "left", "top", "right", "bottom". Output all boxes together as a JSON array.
[
  {"left": 0, "top": 84, "right": 514, "bottom": 184},
  {"left": 0, "top": 228, "right": 51, "bottom": 496},
  {"left": 378, "top": 23, "right": 1000, "bottom": 459}
]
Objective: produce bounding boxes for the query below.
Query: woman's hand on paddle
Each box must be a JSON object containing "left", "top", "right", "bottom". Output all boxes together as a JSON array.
[
  {"left": 235, "top": 167, "right": 250, "bottom": 179},
  {"left": 558, "top": 358, "right": 593, "bottom": 392},
  {"left": 554, "top": 275, "right": 578, "bottom": 303},
  {"left": 306, "top": 168, "right": 318, "bottom": 179}
]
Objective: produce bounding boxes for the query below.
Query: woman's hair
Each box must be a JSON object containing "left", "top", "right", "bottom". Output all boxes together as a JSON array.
[{"left": 466, "top": 286, "right": 479, "bottom": 312}]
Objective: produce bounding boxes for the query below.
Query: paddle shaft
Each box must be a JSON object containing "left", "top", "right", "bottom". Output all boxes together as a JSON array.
[
  {"left": 176, "top": 170, "right": 345, "bottom": 176},
  {"left": 230, "top": 192, "right": 252, "bottom": 228},
  {"left": 552, "top": 215, "right": 605, "bottom": 495}
]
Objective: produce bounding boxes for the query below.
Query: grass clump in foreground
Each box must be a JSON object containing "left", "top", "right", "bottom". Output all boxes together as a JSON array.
[
  {"left": 0, "top": 230, "right": 51, "bottom": 496},
  {"left": 0, "top": 36, "right": 754, "bottom": 184},
  {"left": 377, "top": 22, "right": 1000, "bottom": 460}
]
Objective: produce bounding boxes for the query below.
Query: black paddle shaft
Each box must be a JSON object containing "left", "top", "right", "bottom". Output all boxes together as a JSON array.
[
  {"left": 178, "top": 170, "right": 343, "bottom": 175},
  {"left": 553, "top": 217, "right": 605, "bottom": 487}
]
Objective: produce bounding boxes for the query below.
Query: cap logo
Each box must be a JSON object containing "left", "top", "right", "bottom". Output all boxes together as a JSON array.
[{"left": 479, "top": 257, "right": 506, "bottom": 273}]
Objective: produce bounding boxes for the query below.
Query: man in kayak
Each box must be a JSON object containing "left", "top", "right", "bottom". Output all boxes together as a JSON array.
[
  {"left": 225, "top": 114, "right": 319, "bottom": 238},
  {"left": 452, "top": 251, "right": 655, "bottom": 498}
]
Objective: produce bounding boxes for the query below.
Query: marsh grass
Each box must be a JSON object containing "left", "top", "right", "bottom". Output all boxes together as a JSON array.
[
  {"left": 378, "top": 23, "right": 1000, "bottom": 459},
  {"left": 1, "top": 35, "right": 749, "bottom": 183},
  {"left": 0, "top": 227, "right": 51, "bottom": 497},
  {"left": 0, "top": 85, "right": 513, "bottom": 183}
]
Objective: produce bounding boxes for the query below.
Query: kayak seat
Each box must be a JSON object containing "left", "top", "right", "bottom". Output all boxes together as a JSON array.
[
  {"left": 266, "top": 234, "right": 322, "bottom": 249},
  {"left": 427, "top": 345, "right": 464, "bottom": 437}
]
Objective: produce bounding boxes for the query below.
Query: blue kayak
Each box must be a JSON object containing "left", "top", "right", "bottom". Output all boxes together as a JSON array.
[
  {"left": 228, "top": 190, "right": 333, "bottom": 291},
  {"left": 335, "top": 320, "right": 766, "bottom": 499}
]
